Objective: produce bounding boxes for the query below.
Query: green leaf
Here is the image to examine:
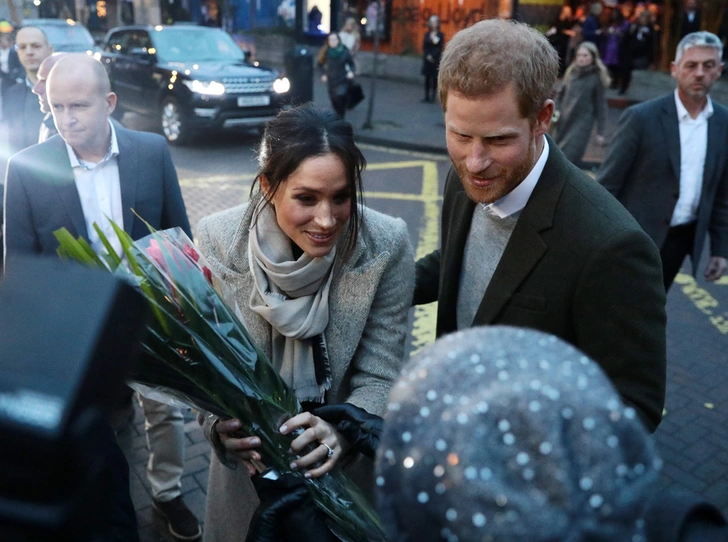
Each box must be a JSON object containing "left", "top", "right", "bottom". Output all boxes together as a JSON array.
[
  {"left": 93, "top": 222, "right": 123, "bottom": 270},
  {"left": 53, "top": 228, "right": 106, "bottom": 268}
]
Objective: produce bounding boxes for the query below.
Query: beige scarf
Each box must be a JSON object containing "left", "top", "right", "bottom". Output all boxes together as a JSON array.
[{"left": 248, "top": 200, "right": 334, "bottom": 402}]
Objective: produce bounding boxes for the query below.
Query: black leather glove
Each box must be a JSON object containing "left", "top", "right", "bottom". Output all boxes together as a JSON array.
[
  {"left": 246, "top": 470, "right": 336, "bottom": 542},
  {"left": 313, "top": 403, "right": 383, "bottom": 459}
]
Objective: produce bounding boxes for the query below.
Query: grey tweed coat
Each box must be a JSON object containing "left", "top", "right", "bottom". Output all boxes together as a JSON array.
[
  {"left": 554, "top": 64, "right": 608, "bottom": 164},
  {"left": 196, "top": 196, "right": 415, "bottom": 542}
]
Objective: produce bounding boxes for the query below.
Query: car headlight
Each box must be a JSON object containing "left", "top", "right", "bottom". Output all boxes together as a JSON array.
[
  {"left": 182, "top": 79, "right": 225, "bottom": 96},
  {"left": 273, "top": 77, "right": 290, "bottom": 94}
]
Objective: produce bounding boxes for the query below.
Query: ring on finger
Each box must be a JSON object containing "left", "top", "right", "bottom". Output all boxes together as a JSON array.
[{"left": 322, "top": 442, "right": 334, "bottom": 458}]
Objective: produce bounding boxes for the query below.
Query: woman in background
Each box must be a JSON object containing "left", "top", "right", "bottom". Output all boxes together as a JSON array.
[
  {"left": 338, "top": 17, "right": 361, "bottom": 62},
  {"left": 554, "top": 41, "right": 610, "bottom": 165},
  {"left": 318, "top": 33, "right": 356, "bottom": 118},
  {"left": 197, "top": 105, "right": 414, "bottom": 541},
  {"left": 421, "top": 15, "right": 444, "bottom": 103}
]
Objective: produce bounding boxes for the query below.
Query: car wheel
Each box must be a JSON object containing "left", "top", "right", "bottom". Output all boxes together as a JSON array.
[{"left": 160, "top": 96, "right": 190, "bottom": 145}]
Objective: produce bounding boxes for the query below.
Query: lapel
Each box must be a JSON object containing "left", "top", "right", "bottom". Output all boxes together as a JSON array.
[
  {"left": 703, "top": 105, "right": 722, "bottom": 192},
  {"left": 44, "top": 136, "right": 87, "bottom": 238},
  {"left": 660, "top": 94, "right": 681, "bottom": 182},
  {"left": 113, "top": 123, "right": 140, "bottom": 235},
  {"left": 472, "top": 139, "right": 565, "bottom": 325}
]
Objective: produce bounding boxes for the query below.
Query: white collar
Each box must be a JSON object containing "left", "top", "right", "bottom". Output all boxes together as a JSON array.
[
  {"left": 674, "top": 89, "right": 713, "bottom": 121},
  {"left": 65, "top": 119, "right": 120, "bottom": 169},
  {"left": 482, "top": 136, "right": 549, "bottom": 219}
]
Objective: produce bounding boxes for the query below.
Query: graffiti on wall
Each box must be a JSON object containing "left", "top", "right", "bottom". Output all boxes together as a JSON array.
[{"left": 392, "top": 1, "right": 498, "bottom": 31}]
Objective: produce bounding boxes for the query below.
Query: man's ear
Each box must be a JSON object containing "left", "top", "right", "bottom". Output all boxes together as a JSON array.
[
  {"left": 106, "top": 92, "right": 117, "bottom": 116},
  {"left": 535, "top": 99, "right": 555, "bottom": 137}
]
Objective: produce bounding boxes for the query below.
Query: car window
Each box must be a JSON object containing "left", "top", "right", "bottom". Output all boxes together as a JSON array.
[
  {"left": 105, "top": 30, "right": 129, "bottom": 53},
  {"left": 150, "top": 28, "right": 244, "bottom": 63},
  {"left": 39, "top": 24, "right": 93, "bottom": 47},
  {"left": 105, "top": 30, "right": 152, "bottom": 55}
]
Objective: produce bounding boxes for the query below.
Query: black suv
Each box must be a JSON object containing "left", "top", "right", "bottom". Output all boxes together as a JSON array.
[{"left": 100, "top": 25, "right": 292, "bottom": 144}]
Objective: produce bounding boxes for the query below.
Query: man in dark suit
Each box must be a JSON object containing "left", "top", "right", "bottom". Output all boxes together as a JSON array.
[
  {"left": 3, "top": 54, "right": 202, "bottom": 541},
  {"left": 680, "top": 0, "right": 701, "bottom": 39},
  {"left": 597, "top": 31, "right": 728, "bottom": 291},
  {"left": 31, "top": 52, "right": 67, "bottom": 143},
  {"left": 414, "top": 19, "right": 667, "bottom": 432},
  {"left": 4, "top": 26, "right": 52, "bottom": 154}
]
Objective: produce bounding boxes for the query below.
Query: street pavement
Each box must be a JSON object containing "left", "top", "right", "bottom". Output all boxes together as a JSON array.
[{"left": 2, "top": 65, "right": 724, "bottom": 540}]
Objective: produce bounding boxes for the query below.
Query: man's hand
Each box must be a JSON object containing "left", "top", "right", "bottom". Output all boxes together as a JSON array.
[{"left": 704, "top": 256, "right": 727, "bottom": 282}]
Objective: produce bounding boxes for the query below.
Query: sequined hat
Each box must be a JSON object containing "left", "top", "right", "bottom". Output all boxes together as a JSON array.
[{"left": 376, "top": 326, "right": 663, "bottom": 542}]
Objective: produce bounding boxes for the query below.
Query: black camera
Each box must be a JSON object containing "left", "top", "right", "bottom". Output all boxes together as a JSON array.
[{"left": 0, "top": 256, "right": 147, "bottom": 541}]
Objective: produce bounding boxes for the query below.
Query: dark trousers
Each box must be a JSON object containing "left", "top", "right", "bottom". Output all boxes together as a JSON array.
[
  {"left": 329, "top": 93, "right": 347, "bottom": 119},
  {"left": 424, "top": 75, "right": 437, "bottom": 100},
  {"left": 660, "top": 221, "right": 696, "bottom": 291}
]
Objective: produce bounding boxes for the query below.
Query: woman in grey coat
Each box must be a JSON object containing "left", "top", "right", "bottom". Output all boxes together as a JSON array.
[
  {"left": 554, "top": 41, "right": 610, "bottom": 165},
  {"left": 196, "top": 105, "right": 415, "bottom": 541}
]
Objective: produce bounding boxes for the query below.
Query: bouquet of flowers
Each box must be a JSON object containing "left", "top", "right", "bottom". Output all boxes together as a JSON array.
[{"left": 54, "top": 222, "right": 387, "bottom": 542}]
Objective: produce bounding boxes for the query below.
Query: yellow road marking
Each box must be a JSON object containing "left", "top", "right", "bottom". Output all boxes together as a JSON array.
[
  {"left": 674, "top": 272, "right": 728, "bottom": 334},
  {"left": 365, "top": 191, "right": 441, "bottom": 202},
  {"left": 409, "top": 161, "right": 440, "bottom": 355},
  {"left": 179, "top": 174, "right": 256, "bottom": 187},
  {"left": 715, "top": 276, "right": 728, "bottom": 286}
]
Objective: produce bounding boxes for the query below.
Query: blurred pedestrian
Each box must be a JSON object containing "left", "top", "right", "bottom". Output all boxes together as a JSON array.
[
  {"left": 597, "top": 31, "right": 728, "bottom": 291},
  {"left": 554, "top": 41, "right": 609, "bottom": 165},
  {"left": 376, "top": 326, "right": 728, "bottom": 542},
  {"left": 628, "top": 9, "right": 656, "bottom": 71},
  {"left": 582, "top": 2, "right": 603, "bottom": 46},
  {"left": 414, "top": 18, "right": 666, "bottom": 432},
  {"left": 680, "top": 0, "right": 701, "bottom": 39},
  {"left": 195, "top": 104, "right": 414, "bottom": 542},
  {"left": 601, "top": 8, "right": 631, "bottom": 92},
  {"left": 31, "top": 52, "right": 67, "bottom": 143},
  {"left": 546, "top": 5, "right": 575, "bottom": 76},
  {"left": 318, "top": 33, "right": 355, "bottom": 118},
  {"left": 339, "top": 16, "right": 361, "bottom": 61},
  {"left": 3, "top": 53, "right": 201, "bottom": 541},
  {"left": 0, "top": 32, "right": 22, "bottom": 120},
  {"left": 5, "top": 26, "right": 52, "bottom": 154},
  {"left": 421, "top": 15, "right": 444, "bottom": 103}
]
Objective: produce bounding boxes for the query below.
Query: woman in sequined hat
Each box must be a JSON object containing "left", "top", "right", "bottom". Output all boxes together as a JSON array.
[{"left": 376, "top": 325, "right": 663, "bottom": 541}]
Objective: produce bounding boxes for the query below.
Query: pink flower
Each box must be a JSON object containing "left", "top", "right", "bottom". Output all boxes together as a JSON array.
[
  {"left": 183, "top": 244, "right": 200, "bottom": 263},
  {"left": 147, "top": 238, "right": 166, "bottom": 269}
]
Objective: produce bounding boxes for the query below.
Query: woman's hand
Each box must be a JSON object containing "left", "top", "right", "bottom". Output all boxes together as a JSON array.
[
  {"left": 279, "top": 412, "right": 351, "bottom": 479},
  {"left": 216, "top": 418, "right": 261, "bottom": 476},
  {"left": 321, "top": 74, "right": 327, "bottom": 83},
  {"left": 346, "top": 71, "right": 355, "bottom": 80}
]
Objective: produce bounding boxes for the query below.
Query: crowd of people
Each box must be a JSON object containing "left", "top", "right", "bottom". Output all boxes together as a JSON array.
[
  {"left": 546, "top": 0, "right": 663, "bottom": 92},
  {"left": 1, "top": 12, "right": 728, "bottom": 542}
]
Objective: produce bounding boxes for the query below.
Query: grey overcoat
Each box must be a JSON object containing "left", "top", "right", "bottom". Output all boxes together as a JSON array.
[
  {"left": 196, "top": 196, "right": 415, "bottom": 541},
  {"left": 554, "top": 64, "right": 607, "bottom": 164}
]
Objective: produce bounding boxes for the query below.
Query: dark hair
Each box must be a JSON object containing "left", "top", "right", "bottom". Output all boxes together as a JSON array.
[{"left": 254, "top": 104, "right": 366, "bottom": 262}]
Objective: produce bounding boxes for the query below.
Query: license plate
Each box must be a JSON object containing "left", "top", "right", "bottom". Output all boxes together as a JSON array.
[{"left": 238, "top": 95, "right": 270, "bottom": 107}]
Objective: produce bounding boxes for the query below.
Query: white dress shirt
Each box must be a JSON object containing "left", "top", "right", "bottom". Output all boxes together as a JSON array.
[
  {"left": 0, "top": 47, "right": 9, "bottom": 74},
  {"left": 482, "top": 136, "right": 550, "bottom": 218},
  {"left": 66, "top": 120, "right": 124, "bottom": 256},
  {"left": 672, "top": 89, "right": 712, "bottom": 226}
]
